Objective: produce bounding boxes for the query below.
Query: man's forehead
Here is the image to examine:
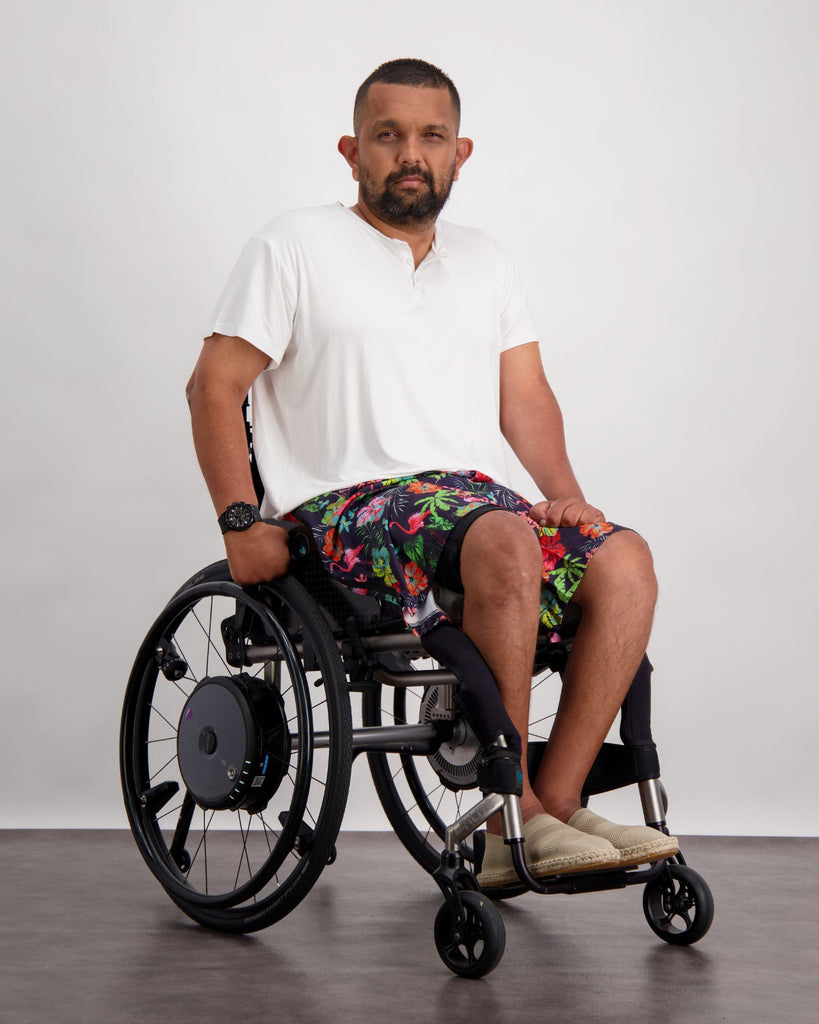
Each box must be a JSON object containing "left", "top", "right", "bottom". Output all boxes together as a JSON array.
[{"left": 358, "top": 82, "right": 458, "bottom": 130}]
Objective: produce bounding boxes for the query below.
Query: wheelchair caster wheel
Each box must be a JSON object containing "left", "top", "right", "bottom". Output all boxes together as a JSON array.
[
  {"left": 643, "top": 863, "right": 714, "bottom": 945},
  {"left": 434, "top": 891, "right": 505, "bottom": 978}
]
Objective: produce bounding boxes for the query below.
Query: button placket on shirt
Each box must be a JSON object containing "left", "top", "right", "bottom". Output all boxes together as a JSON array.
[
  {"left": 396, "top": 237, "right": 445, "bottom": 297},
  {"left": 395, "top": 244, "right": 421, "bottom": 294}
]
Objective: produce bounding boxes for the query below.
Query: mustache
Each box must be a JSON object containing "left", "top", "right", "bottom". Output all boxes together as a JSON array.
[{"left": 384, "top": 166, "right": 434, "bottom": 188}]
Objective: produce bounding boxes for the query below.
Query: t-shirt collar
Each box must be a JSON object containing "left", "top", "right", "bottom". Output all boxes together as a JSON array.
[{"left": 339, "top": 201, "right": 448, "bottom": 259}]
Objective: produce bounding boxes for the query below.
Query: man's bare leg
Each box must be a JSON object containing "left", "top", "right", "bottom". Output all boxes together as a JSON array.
[
  {"left": 532, "top": 529, "right": 658, "bottom": 821},
  {"left": 459, "top": 512, "right": 658, "bottom": 831}
]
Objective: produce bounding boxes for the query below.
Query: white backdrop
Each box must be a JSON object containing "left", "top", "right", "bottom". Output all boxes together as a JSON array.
[{"left": 2, "top": 1, "right": 817, "bottom": 835}]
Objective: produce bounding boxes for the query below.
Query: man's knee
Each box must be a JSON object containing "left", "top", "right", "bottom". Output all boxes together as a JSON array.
[
  {"left": 577, "top": 529, "right": 658, "bottom": 610},
  {"left": 460, "top": 510, "right": 542, "bottom": 592}
]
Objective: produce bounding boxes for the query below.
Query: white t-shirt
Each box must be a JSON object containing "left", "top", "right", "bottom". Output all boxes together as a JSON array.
[{"left": 209, "top": 203, "right": 537, "bottom": 516}]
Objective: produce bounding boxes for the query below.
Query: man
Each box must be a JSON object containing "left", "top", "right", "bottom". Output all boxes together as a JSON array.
[{"left": 186, "top": 59, "right": 677, "bottom": 886}]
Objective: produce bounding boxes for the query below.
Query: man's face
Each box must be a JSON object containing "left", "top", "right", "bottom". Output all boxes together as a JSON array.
[{"left": 341, "top": 83, "right": 472, "bottom": 228}]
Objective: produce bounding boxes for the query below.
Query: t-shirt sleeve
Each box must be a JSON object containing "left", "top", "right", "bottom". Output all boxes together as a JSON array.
[
  {"left": 498, "top": 248, "right": 538, "bottom": 353},
  {"left": 208, "top": 233, "right": 297, "bottom": 367}
]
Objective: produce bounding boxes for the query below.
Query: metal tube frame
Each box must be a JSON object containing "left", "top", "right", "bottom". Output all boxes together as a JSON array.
[{"left": 247, "top": 626, "right": 676, "bottom": 898}]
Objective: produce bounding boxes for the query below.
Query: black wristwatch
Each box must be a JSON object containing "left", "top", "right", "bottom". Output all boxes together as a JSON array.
[{"left": 218, "top": 501, "right": 262, "bottom": 534}]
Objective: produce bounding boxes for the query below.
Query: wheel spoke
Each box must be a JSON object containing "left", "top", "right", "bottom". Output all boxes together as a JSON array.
[
  {"left": 187, "top": 807, "right": 215, "bottom": 877},
  {"left": 191, "top": 602, "right": 231, "bottom": 676},
  {"left": 147, "top": 704, "right": 178, "bottom": 734},
  {"left": 157, "top": 800, "right": 183, "bottom": 823},
  {"left": 173, "top": 637, "right": 199, "bottom": 685},
  {"left": 206, "top": 598, "right": 214, "bottom": 675},
  {"left": 151, "top": 749, "right": 180, "bottom": 781},
  {"left": 202, "top": 808, "right": 210, "bottom": 893},
  {"left": 257, "top": 813, "right": 279, "bottom": 855},
  {"left": 423, "top": 785, "right": 447, "bottom": 846},
  {"left": 234, "top": 812, "right": 254, "bottom": 890}
]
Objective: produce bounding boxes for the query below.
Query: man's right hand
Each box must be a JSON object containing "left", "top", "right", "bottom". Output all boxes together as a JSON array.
[{"left": 224, "top": 522, "right": 291, "bottom": 585}]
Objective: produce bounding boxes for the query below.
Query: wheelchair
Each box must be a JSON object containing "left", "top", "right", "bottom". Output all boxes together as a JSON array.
[{"left": 120, "top": 506, "right": 714, "bottom": 977}]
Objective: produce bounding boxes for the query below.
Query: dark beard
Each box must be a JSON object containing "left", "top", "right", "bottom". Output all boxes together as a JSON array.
[{"left": 359, "top": 163, "right": 455, "bottom": 226}]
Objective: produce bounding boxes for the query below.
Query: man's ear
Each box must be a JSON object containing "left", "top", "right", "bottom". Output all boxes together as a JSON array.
[
  {"left": 337, "top": 136, "right": 360, "bottom": 181},
  {"left": 453, "top": 136, "right": 474, "bottom": 182}
]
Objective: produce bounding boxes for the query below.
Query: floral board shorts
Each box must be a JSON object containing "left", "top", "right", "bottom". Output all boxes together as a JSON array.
[{"left": 288, "top": 470, "right": 624, "bottom": 637}]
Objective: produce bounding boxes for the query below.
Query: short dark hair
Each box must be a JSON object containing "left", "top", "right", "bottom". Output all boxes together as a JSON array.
[{"left": 353, "top": 58, "right": 461, "bottom": 135}]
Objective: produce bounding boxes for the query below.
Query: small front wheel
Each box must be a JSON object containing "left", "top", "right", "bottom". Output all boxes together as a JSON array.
[
  {"left": 643, "top": 863, "right": 714, "bottom": 945},
  {"left": 434, "top": 890, "right": 506, "bottom": 978}
]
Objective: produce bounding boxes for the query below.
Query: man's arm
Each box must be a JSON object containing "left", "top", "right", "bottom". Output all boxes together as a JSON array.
[
  {"left": 499, "top": 342, "right": 605, "bottom": 528},
  {"left": 186, "top": 333, "right": 291, "bottom": 583}
]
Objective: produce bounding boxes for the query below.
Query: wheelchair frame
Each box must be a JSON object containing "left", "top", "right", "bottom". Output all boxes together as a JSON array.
[{"left": 120, "top": 518, "right": 714, "bottom": 977}]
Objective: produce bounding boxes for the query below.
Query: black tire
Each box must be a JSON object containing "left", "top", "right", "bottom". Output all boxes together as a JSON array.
[
  {"left": 643, "top": 862, "right": 714, "bottom": 945},
  {"left": 120, "top": 563, "right": 352, "bottom": 933},
  {"left": 434, "top": 891, "right": 506, "bottom": 978},
  {"left": 363, "top": 656, "right": 562, "bottom": 875}
]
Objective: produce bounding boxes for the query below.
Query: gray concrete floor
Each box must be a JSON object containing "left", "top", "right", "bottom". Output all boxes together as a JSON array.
[{"left": 1, "top": 831, "right": 816, "bottom": 1024}]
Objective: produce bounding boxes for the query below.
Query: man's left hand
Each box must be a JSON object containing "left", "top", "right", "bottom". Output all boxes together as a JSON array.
[{"left": 530, "top": 498, "right": 606, "bottom": 528}]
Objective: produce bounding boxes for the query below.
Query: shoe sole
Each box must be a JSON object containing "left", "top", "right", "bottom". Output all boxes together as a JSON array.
[
  {"left": 617, "top": 838, "right": 679, "bottom": 868},
  {"left": 477, "top": 849, "right": 620, "bottom": 889}
]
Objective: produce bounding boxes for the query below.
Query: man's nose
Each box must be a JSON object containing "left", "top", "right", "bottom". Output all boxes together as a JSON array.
[{"left": 397, "top": 134, "right": 424, "bottom": 166}]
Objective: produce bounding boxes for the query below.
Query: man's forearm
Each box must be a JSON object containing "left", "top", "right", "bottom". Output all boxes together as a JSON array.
[
  {"left": 502, "top": 386, "right": 585, "bottom": 500},
  {"left": 188, "top": 383, "right": 259, "bottom": 516},
  {"left": 499, "top": 343, "right": 587, "bottom": 501},
  {"left": 186, "top": 335, "right": 290, "bottom": 583}
]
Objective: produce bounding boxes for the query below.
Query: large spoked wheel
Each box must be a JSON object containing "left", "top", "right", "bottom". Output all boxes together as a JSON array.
[
  {"left": 643, "top": 862, "right": 715, "bottom": 945},
  {"left": 120, "top": 562, "right": 352, "bottom": 933},
  {"left": 363, "top": 656, "right": 562, "bottom": 875},
  {"left": 434, "top": 891, "right": 506, "bottom": 978}
]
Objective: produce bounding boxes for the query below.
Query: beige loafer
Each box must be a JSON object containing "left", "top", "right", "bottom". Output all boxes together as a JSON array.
[
  {"left": 568, "top": 808, "right": 678, "bottom": 867},
  {"left": 477, "top": 812, "right": 620, "bottom": 888}
]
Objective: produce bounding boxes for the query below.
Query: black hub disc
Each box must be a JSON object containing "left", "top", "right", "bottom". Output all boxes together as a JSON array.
[{"left": 177, "top": 674, "right": 290, "bottom": 812}]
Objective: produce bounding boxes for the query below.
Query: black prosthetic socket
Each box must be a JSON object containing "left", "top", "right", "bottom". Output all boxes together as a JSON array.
[{"left": 420, "top": 623, "right": 523, "bottom": 772}]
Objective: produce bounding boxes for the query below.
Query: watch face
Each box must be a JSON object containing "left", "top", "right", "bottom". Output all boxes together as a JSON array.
[{"left": 226, "top": 503, "right": 256, "bottom": 531}]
